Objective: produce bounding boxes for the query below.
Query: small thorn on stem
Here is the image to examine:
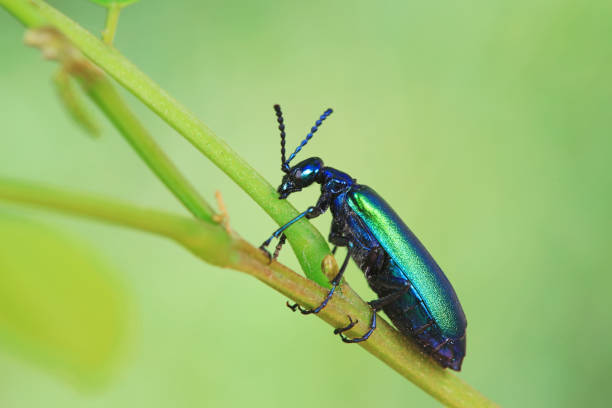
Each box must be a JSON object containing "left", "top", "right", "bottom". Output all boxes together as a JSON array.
[{"left": 213, "top": 190, "right": 231, "bottom": 233}]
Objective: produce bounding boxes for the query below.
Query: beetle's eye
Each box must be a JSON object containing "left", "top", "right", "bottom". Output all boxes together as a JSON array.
[{"left": 299, "top": 166, "right": 315, "bottom": 182}]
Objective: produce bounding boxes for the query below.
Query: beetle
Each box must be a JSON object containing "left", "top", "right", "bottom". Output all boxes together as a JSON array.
[{"left": 260, "top": 105, "right": 467, "bottom": 370}]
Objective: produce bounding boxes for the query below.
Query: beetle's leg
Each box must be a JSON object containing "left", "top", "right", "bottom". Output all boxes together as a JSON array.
[
  {"left": 367, "top": 271, "right": 412, "bottom": 293},
  {"left": 335, "top": 261, "right": 411, "bottom": 343},
  {"left": 272, "top": 234, "right": 287, "bottom": 260},
  {"left": 328, "top": 214, "right": 349, "bottom": 247},
  {"left": 259, "top": 207, "right": 316, "bottom": 261},
  {"left": 335, "top": 312, "right": 376, "bottom": 343},
  {"left": 334, "top": 286, "right": 409, "bottom": 343},
  {"left": 260, "top": 207, "right": 314, "bottom": 247},
  {"left": 333, "top": 315, "right": 359, "bottom": 334},
  {"left": 368, "top": 283, "right": 411, "bottom": 309},
  {"left": 287, "top": 248, "right": 352, "bottom": 314},
  {"left": 331, "top": 247, "right": 382, "bottom": 342},
  {"left": 259, "top": 235, "right": 286, "bottom": 264}
]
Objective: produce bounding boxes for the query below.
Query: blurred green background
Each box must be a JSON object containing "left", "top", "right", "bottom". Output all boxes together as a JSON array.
[{"left": 1, "top": 0, "right": 611, "bottom": 406}]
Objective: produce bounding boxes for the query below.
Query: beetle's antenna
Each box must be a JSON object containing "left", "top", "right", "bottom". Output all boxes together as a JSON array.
[
  {"left": 285, "top": 107, "right": 333, "bottom": 166},
  {"left": 274, "top": 104, "right": 290, "bottom": 173}
]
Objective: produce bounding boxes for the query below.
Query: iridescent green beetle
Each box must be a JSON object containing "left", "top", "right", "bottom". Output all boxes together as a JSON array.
[{"left": 261, "top": 105, "right": 467, "bottom": 370}]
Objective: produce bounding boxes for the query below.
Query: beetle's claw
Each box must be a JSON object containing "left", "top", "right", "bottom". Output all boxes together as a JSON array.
[
  {"left": 259, "top": 246, "right": 273, "bottom": 264},
  {"left": 286, "top": 301, "right": 300, "bottom": 312},
  {"left": 334, "top": 315, "right": 358, "bottom": 335},
  {"left": 286, "top": 301, "right": 313, "bottom": 314}
]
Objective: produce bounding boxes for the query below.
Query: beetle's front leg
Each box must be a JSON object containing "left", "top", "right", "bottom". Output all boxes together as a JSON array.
[
  {"left": 259, "top": 205, "right": 323, "bottom": 261},
  {"left": 260, "top": 191, "right": 332, "bottom": 260}
]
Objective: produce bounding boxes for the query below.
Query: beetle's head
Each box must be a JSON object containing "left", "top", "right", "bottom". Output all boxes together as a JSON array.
[
  {"left": 278, "top": 157, "right": 324, "bottom": 199},
  {"left": 271, "top": 104, "right": 333, "bottom": 199}
]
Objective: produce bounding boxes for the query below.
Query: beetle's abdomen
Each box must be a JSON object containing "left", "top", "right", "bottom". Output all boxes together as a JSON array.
[
  {"left": 373, "top": 259, "right": 466, "bottom": 370},
  {"left": 346, "top": 185, "right": 467, "bottom": 370}
]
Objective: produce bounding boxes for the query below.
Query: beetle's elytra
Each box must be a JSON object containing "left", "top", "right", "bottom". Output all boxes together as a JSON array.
[{"left": 260, "top": 105, "right": 467, "bottom": 370}]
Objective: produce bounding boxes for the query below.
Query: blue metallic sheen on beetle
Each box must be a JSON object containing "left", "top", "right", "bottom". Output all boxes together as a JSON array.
[{"left": 260, "top": 105, "right": 467, "bottom": 370}]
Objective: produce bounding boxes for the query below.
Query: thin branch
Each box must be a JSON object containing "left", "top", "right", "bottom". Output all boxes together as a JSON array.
[
  {"left": 0, "top": 178, "right": 220, "bottom": 251},
  {"left": 0, "top": 178, "right": 498, "bottom": 408},
  {"left": 24, "top": 26, "right": 215, "bottom": 222},
  {"left": 101, "top": 3, "right": 121, "bottom": 45},
  {"left": 0, "top": 0, "right": 331, "bottom": 287},
  {"left": 84, "top": 73, "right": 216, "bottom": 221},
  {"left": 52, "top": 69, "right": 101, "bottom": 137}
]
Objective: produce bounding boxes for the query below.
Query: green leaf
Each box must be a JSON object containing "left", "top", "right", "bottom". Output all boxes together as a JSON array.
[
  {"left": 88, "top": 0, "right": 139, "bottom": 7},
  {"left": 0, "top": 214, "right": 130, "bottom": 388}
]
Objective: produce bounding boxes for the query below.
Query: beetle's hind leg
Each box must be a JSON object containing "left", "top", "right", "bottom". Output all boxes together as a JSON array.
[
  {"left": 335, "top": 267, "right": 411, "bottom": 343},
  {"left": 334, "top": 310, "right": 376, "bottom": 343},
  {"left": 287, "top": 248, "right": 352, "bottom": 315},
  {"left": 334, "top": 286, "right": 409, "bottom": 343}
]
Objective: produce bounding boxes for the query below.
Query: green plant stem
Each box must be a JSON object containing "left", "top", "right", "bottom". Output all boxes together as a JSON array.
[
  {"left": 0, "top": 178, "right": 498, "bottom": 408},
  {"left": 0, "top": 0, "right": 330, "bottom": 287},
  {"left": 0, "top": 0, "right": 43, "bottom": 26},
  {"left": 24, "top": 26, "right": 215, "bottom": 222},
  {"left": 53, "top": 69, "right": 101, "bottom": 137},
  {"left": 101, "top": 3, "right": 120, "bottom": 45},
  {"left": 81, "top": 74, "right": 215, "bottom": 222},
  {"left": 0, "top": 178, "right": 227, "bottom": 263}
]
